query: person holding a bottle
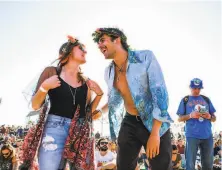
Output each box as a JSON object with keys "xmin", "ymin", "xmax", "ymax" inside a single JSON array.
[{"xmin": 176, "ymin": 78, "xmax": 216, "ymax": 170}]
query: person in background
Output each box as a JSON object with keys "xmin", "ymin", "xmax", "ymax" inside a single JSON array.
[
  {"xmin": 177, "ymin": 78, "xmax": 216, "ymax": 170},
  {"xmin": 177, "ymin": 138, "xmax": 185, "ymax": 155},
  {"xmin": 171, "ymin": 145, "xmax": 182, "ymax": 170},
  {"xmin": 95, "ymin": 138, "xmax": 116, "ymax": 170},
  {"xmin": 0, "ymin": 143, "xmax": 19, "ymax": 170}
]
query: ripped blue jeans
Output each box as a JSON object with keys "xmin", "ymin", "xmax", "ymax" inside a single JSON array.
[{"xmin": 38, "ymin": 114, "xmax": 71, "ymax": 170}]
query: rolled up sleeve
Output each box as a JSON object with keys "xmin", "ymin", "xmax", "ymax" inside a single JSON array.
[{"xmin": 146, "ymin": 51, "xmax": 173, "ymax": 123}]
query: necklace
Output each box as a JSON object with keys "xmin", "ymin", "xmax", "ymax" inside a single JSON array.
[
  {"xmin": 68, "ymin": 85, "xmax": 77, "ymax": 105},
  {"xmin": 114, "ymin": 57, "xmax": 128, "ymax": 82},
  {"xmin": 64, "ymin": 68, "xmax": 78, "ymax": 106}
]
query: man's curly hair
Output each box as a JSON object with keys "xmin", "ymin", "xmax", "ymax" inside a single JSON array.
[{"xmin": 92, "ymin": 27, "xmax": 130, "ymax": 51}]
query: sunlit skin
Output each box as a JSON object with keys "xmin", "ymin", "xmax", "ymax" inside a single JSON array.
[{"xmin": 190, "ymin": 87, "xmax": 201, "ymax": 96}]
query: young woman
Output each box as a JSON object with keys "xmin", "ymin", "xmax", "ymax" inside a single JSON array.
[
  {"xmin": 20, "ymin": 36, "xmax": 103, "ymax": 170},
  {"xmin": 0, "ymin": 144, "xmax": 19, "ymax": 170}
]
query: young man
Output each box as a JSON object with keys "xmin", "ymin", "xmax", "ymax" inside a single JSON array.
[
  {"xmin": 95, "ymin": 138, "xmax": 117, "ymax": 170},
  {"xmin": 176, "ymin": 78, "xmax": 216, "ymax": 170},
  {"xmin": 92, "ymin": 28, "xmax": 173, "ymax": 170}
]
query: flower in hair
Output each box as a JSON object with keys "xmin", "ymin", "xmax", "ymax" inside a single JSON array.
[{"xmin": 67, "ymin": 35, "xmax": 78, "ymax": 44}]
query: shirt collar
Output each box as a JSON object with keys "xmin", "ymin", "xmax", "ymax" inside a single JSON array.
[{"xmin": 110, "ymin": 50, "xmax": 142, "ymax": 68}]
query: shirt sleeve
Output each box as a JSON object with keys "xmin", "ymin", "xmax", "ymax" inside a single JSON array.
[
  {"xmin": 176, "ymin": 99, "xmax": 186, "ymax": 116},
  {"xmin": 146, "ymin": 51, "xmax": 173, "ymax": 123},
  {"xmin": 208, "ymin": 99, "xmax": 216, "ymax": 115},
  {"xmin": 33, "ymin": 66, "xmax": 56, "ymax": 96}
]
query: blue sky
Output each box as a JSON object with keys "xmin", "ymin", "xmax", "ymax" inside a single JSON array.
[{"xmin": 0, "ymin": 1, "xmax": 221, "ymax": 135}]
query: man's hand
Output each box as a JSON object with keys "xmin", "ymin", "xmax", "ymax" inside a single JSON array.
[
  {"xmin": 201, "ymin": 112, "xmax": 211, "ymax": 119},
  {"xmin": 190, "ymin": 111, "xmax": 201, "ymax": 119},
  {"xmin": 146, "ymin": 134, "xmax": 160, "ymax": 159}
]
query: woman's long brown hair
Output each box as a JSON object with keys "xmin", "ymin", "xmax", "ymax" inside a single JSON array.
[{"xmin": 57, "ymin": 41, "xmax": 84, "ymax": 84}]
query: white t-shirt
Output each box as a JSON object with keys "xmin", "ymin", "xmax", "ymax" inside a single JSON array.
[{"xmin": 95, "ymin": 150, "xmax": 116, "ymax": 169}]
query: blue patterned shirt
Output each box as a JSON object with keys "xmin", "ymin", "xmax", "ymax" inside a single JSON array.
[{"xmin": 105, "ymin": 50, "xmax": 174, "ymax": 140}]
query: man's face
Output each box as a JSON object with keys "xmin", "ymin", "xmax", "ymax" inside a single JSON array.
[
  {"xmin": 99, "ymin": 139, "xmax": 109, "ymax": 151},
  {"xmin": 191, "ymin": 88, "xmax": 201, "ymax": 96},
  {"xmin": 97, "ymin": 35, "xmax": 116, "ymax": 59}
]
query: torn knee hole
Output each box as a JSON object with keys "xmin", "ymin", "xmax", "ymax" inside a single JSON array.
[{"xmin": 42, "ymin": 134, "xmax": 58, "ymax": 151}]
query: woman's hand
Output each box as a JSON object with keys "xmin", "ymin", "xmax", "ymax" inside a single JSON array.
[{"xmin": 41, "ymin": 75, "xmax": 61, "ymax": 91}]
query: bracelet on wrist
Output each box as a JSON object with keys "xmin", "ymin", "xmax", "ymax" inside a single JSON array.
[
  {"xmin": 97, "ymin": 93, "xmax": 104, "ymax": 96},
  {"xmin": 39, "ymin": 86, "xmax": 48, "ymax": 93}
]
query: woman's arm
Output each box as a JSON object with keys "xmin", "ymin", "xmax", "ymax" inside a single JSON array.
[
  {"xmin": 86, "ymin": 79, "xmax": 103, "ymax": 113},
  {"xmin": 31, "ymin": 67, "xmax": 60, "ymax": 110},
  {"xmin": 91, "ymin": 94, "xmax": 103, "ymax": 113},
  {"xmin": 12, "ymin": 156, "xmax": 19, "ymax": 170}
]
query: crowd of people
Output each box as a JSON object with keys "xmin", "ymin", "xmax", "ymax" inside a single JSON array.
[
  {"xmin": 94, "ymin": 131, "xmax": 222, "ymax": 170},
  {"xmin": 0, "ymin": 125, "xmax": 30, "ymax": 170},
  {"xmin": 0, "ymin": 125, "xmax": 221, "ymax": 170}
]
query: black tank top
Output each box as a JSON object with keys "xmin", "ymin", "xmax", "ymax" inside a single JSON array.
[
  {"xmin": 48, "ymin": 77, "xmax": 88, "ymax": 119},
  {"xmin": 0, "ymin": 156, "xmax": 13, "ymax": 170}
]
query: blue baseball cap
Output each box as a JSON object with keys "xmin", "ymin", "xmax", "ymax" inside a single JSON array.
[{"xmin": 190, "ymin": 78, "xmax": 203, "ymax": 89}]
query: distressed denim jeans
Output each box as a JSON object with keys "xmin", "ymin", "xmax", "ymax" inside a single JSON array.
[
  {"xmin": 185, "ymin": 136, "xmax": 213, "ymax": 170},
  {"xmin": 38, "ymin": 114, "xmax": 71, "ymax": 170}
]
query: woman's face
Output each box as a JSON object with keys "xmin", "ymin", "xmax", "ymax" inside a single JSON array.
[
  {"xmin": 1, "ymin": 149, "xmax": 11, "ymax": 158},
  {"xmin": 70, "ymin": 44, "xmax": 87, "ymax": 64}
]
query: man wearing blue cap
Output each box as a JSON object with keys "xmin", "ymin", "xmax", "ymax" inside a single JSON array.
[{"xmin": 176, "ymin": 78, "xmax": 216, "ymax": 170}]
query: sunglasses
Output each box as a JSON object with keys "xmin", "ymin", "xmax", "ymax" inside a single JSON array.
[
  {"xmin": 79, "ymin": 45, "xmax": 86, "ymax": 53},
  {"xmin": 2, "ymin": 152, "xmax": 10, "ymax": 156},
  {"xmin": 100, "ymin": 142, "xmax": 108, "ymax": 145}
]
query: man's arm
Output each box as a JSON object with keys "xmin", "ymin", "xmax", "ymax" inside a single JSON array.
[
  {"xmin": 201, "ymin": 112, "xmax": 216, "ymax": 122},
  {"xmin": 211, "ymin": 115, "xmax": 216, "ymax": 122},
  {"xmin": 146, "ymin": 51, "xmax": 173, "ymax": 124},
  {"xmin": 178, "ymin": 114, "xmax": 191, "ymax": 122},
  {"xmin": 145, "ymin": 51, "xmax": 173, "ymax": 159},
  {"xmin": 178, "ymin": 112, "xmax": 201, "ymax": 122},
  {"xmin": 101, "ymin": 158, "xmax": 116, "ymax": 170}
]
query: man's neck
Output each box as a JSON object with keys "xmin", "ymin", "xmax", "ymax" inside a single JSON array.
[
  {"xmin": 100, "ymin": 150, "xmax": 108, "ymax": 156},
  {"xmin": 113, "ymin": 48, "xmax": 128, "ymax": 68},
  {"xmin": 191, "ymin": 94, "xmax": 200, "ymax": 97}
]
